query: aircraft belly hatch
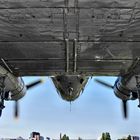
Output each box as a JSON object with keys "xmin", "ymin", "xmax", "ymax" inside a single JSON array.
[{"xmin": 51, "ymin": 75, "xmax": 89, "ymax": 101}]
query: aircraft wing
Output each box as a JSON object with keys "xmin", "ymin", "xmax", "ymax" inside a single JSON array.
[{"xmin": 0, "ymin": 0, "xmax": 140, "ymax": 76}]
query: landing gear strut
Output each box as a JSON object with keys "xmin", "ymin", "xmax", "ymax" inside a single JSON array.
[
  {"xmin": 0, "ymin": 76, "xmax": 6, "ymax": 116},
  {"xmin": 135, "ymin": 76, "xmax": 140, "ymax": 108}
]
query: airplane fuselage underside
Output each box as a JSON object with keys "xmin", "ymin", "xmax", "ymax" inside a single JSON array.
[{"xmin": 0, "ymin": 0, "xmax": 140, "ymax": 77}]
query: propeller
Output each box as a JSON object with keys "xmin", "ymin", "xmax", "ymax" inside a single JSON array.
[
  {"xmin": 26, "ymin": 80, "xmax": 43, "ymax": 90},
  {"xmin": 14, "ymin": 101, "xmax": 19, "ymax": 119},
  {"xmin": 14, "ymin": 79, "xmax": 43, "ymax": 119},
  {"xmin": 94, "ymin": 79, "xmax": 113, "ymax": 89},
  {"xmin": 122, "ymin": 100, "xmax": 128, "ymax": 118},
  {"xmin": 94, "ymin": 78, "xmax": 128, "ymax": 119}
]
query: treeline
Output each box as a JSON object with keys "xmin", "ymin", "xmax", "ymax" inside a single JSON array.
[{"xmin": 60, "ymin": 133, "xmax": 133, "ymax": 140}]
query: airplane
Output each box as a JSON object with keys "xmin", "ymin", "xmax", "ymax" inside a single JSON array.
[{"xmin": 0, "ymin": 0, "xmax": 140, "ymax": 119}]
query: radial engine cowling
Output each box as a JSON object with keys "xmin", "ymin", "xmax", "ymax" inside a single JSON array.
[
  {"xmin": 114, "ymin": 77, "xmax": 131, "ymax": 101},
  {"xmin": 0, "ymin": 65, "xmax": 26, "ymax": 101}
]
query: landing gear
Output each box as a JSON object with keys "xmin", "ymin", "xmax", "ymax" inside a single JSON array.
[
  {"xmin": 0, "ymin": 76, "xmax": 6, "ymax": 117},
  {"xmin": 0, "ymin": 102, "xmax": 5, "ymax": 117},
  {"xmin": 135, "ymin": 76, "xmax": 140, "ymax": 108}
]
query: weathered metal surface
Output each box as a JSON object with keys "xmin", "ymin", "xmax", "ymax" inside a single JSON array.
[{"xmin": 0, "ymin": 0, "xmax": 140, "ymax": 76}]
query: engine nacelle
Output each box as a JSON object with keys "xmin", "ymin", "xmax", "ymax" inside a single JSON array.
[
  {"xmin": 0, "ymin": 65, "xmax": 26, "ymax": 101},
  {"xmin": 6, "ymin": 77, "xmax": 26, "ymax": 100},
  {"xmin": 114, "ymin": 77, "xmax": 131, "ymax": 100}
]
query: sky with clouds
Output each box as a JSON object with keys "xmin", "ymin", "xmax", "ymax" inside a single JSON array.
[{"xmin": 0, "ymin": 76, "xmax": 140, "ymax": 139}]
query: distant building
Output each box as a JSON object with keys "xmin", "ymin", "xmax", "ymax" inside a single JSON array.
[
  {"xmin": 2, "ymin": 139, "xmax": 16, "ymax": 140},
  {"xmin": 40, "ymin": 136, "xmax": 44, "ymax": 140},
  {"xmin": 29, "ymin": 132, "xmax": 40, "ymax": 140},
  {"xmin": 0, "ymin": 137, "xmax": 27, "ymax": 140},
  {"xmin": 17, "ymin": 137, "xmax": 25, "ymax": 140},
  {"xmin": 29, "ymin": 132, "xmax": 44, "ymax": 140},
  {"xmin": 132, "ymin": 136, "xmax": 139, "ymax": 140},
  {"xmin": 46, "ymin": 137, "xmax": 50, "ymax": 140}
]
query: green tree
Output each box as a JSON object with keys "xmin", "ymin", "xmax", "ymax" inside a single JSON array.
[
  {"xmin": 127, "ymin": 135, "xmax": 131, "ymax": 140},
  {"xmin": 101, "ymin": 133, "xmax": 105, "ymax": 140},
  {"xmin": 78, "ymin": 137, "xmax": 82, "ymax": 140},
  {"xmin": 61, "ymin": 134, "xmax": 69, "ymax": 140},
  {"xmin": 106, "ymin": 132, "xmax": 111, "ymax": 140},
  {"xmin": 100, "ymin": 132, "xmax": 111, "ymax": 140}
]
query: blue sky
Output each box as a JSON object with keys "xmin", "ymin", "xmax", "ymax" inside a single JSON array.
[{"xmin": 0, "ymin": 76, "xmax": 140, "ymax": 139}]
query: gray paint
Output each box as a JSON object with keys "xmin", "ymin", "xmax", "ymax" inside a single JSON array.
[{"xmin": 0, "ymin": 0, "xmax": 139, "ymax": 76}]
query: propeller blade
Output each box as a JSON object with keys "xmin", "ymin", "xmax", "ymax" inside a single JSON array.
[
  {"xmin": 122, "ymin": 100, "xmax": 128, "ymax": 119},
  {"xmin": 94, "ymin": 79, "xmax": 114, "ymax": 89},
  {"xmin": 26, "ymin": 80, "xmax": 43, "ymax": 90},
  {"xmin": 13, "ymin": 79, "xmax": 43, "ymax": 119},
  {"xmin": 0, "ymin": 110, "xmax": 2, "ymax": 117},
  {"xmin": 14, "ymin": 101, "xmax": 19, "ymax": 119}
]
